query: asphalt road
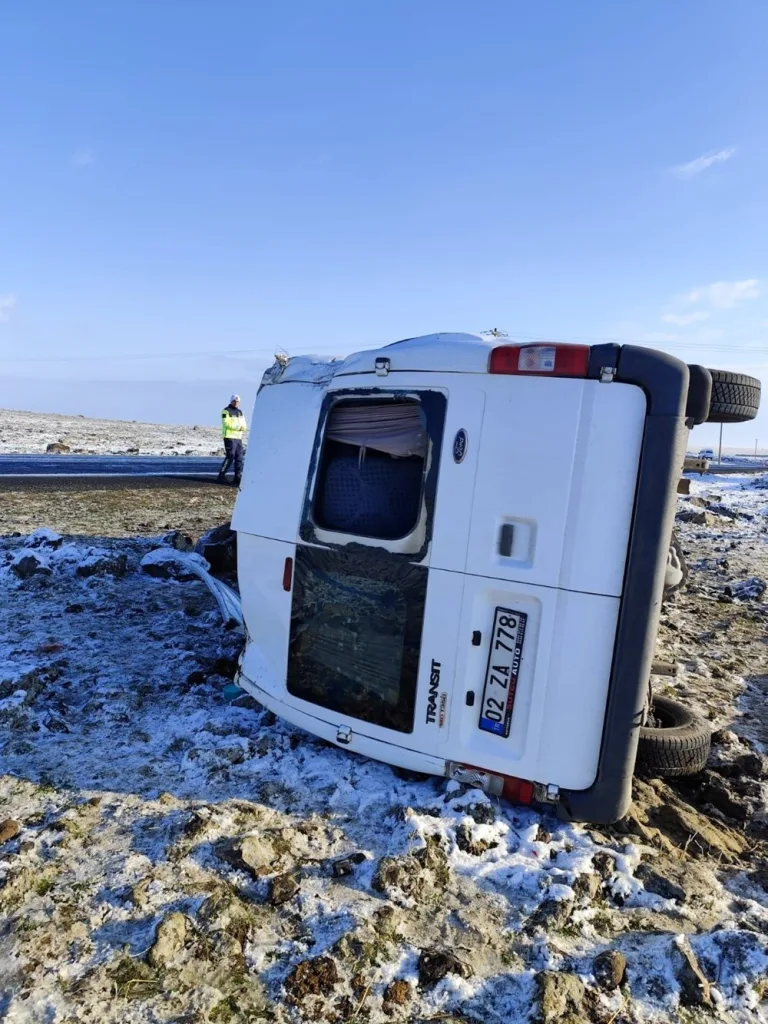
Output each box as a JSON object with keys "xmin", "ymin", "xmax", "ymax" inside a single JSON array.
[
  {"xmin": 1, "ymin": 452, "xmax": 764, "ymax": 482},
  {"xmin": 0, "ymin": 454, "xmax": 222, "ymax": 479}
]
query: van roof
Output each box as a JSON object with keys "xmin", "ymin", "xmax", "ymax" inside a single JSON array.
[{"xmin": 262, "ymin": 333, "xmax": 500, "ymax": 386}]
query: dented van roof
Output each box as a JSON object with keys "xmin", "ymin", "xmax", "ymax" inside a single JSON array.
[{"xmin": 261, "ymin": 333, "xmax": 499, "ymax": 387}]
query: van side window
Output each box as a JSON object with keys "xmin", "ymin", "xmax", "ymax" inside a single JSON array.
[{"xmin": 313, "ymin": 400, "xmax": 427, "ymax": 541}]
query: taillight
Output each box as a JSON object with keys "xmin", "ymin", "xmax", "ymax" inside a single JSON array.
[
  {"xmin": 446, "ymin": 762, "xmax": 534, "ymax": 805},
  {"xmin": 502, "ymin": 776, "xmax": 535, "ymax": 805},
  {"xmin": 489, "ymin": 343, "xmax": 590, "ymax": 378}
]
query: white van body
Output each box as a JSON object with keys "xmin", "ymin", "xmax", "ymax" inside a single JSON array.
[{"xmin": 233, "ymin": 334, "xmax": 693, "ymax": 823}]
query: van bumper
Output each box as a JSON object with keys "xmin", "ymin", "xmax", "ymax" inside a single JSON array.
[{"xmin": 236, "ymin": 661, "xmax": 448, "ymax": 778}]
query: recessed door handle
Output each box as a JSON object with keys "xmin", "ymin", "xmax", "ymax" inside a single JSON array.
[{"xmin": 498, "ymin": 523, "xmax": 515, "ymax": 557}]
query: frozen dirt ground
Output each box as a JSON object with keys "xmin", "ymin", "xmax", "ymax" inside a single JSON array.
[
  {"xmin": 0, "ymin": 475, "xmax": 767, "ymax": 1024},
  {"xmin": 0, "ymin": 479, "xmax": 237, "ymax": 539}
]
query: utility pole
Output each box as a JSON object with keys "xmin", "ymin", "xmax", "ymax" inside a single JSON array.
[{"xmin": 718, "ymin": 423, "xmax": 724, "ymax": 465}]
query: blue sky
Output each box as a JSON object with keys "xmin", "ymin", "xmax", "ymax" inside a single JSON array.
[{"xmin": 1, "ymin": 1, "xmax": 767, "ymax": 445}]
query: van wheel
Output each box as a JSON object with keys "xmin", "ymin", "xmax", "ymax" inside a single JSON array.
[
  {"xmin": 635, "ymin": 696, "xmax": 711, "ymax": 778},
  {"xmin": 706, "ymin": 369, "xmax": 761, "ymax": 424}
]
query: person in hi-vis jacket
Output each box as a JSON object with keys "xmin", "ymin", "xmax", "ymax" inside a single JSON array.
[{"xmin": 218, "ymin": 394, "xmax": 247, "ymax": 485}]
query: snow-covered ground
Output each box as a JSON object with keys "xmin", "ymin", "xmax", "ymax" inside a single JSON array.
[
  {"xmin": 718, "ymin": 455, "xmax": 768, "ymax": 466},
  {"xmin": 661, "ymin": 472, "xmax": 768, "ymax": 756},
  {"xmin": 0, "ymin": 408, "xmax": 230, "ymax": 456},
  {"xmin": 1, "ymin": 478, "xmax": 767, "ymax": 1022},
  {"xmin": 688, "ymin": 468, "xmax": 768, "ymax": 524}
]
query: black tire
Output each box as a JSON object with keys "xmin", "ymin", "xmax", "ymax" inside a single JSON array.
[
  {"xmin": 663, "ymin": 530, "xmax": 688, "ymax": 599},
  {"xmin": 635, "ymin": 695, "xmax": 711, "ymax": 778},
  {"xmin": 706, "ymin": 369, "xmax": 761, "ymax": 424}
]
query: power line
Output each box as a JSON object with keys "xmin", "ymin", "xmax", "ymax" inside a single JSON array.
[
  {"xmin": 0, "ymin": 346, "xmax": 338, "ymax": 365},
  {"xmin": 0, "ymin": 336, "xmax": 764, "ymax": 365}
]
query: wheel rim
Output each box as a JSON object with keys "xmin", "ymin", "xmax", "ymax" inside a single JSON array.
[{"xmin": 649, "ymin": 702, "xmax": 678, "ymax": 729}]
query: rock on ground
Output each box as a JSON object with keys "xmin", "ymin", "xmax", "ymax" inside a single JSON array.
[
  {"xmin": 536, "ymin": 971, "xmax": 586, "ymax": 1022},
  {"xmin": 147, "ymin": 912, "xmax": 193, "ymax": 967},
  {"xmin": 0, "ymin": 818, "xmax": 21, "ymax": 844},
  {"xmin": 195, "ymin": 523, "xmax": 237, "ymax": 574},
  {"xmin": 593, "ymin": 950, "xmax": 626, "ymax": 991}
]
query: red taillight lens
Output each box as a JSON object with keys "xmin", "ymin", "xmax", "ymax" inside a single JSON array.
[
  {"xmin": 489, "ymin": 343, "xmax": 590, "ymax": 378},
  {"xmin": 502, "ymin": 776, "xmax": 535, "ymax": 805},
  {"xmin": 282, "ymin": 557, "xmax": 293, "ymax": 592}
]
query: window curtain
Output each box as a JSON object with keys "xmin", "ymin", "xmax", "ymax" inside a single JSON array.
[{"xmin": 325, "ymin": 402, "xmax": 427, "ymax": 458}]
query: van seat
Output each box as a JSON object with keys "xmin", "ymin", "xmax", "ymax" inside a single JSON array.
[{"xmin": 316, "ymin": 443, "xmax": 423, "ymax": 539}]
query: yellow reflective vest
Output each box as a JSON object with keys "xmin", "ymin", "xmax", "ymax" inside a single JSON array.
[{"xmin": 222, "ymin": 405, "xmax": 247, "ymax": 440}]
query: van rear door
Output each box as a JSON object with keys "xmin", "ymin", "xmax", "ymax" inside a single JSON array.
[
  {"xmin": 444, "ymin": 374, "xmax": 646, "ymax": 791},
  {"xmin": 278, "ymin": 378, "xmax": 465, "ymax": 757}
]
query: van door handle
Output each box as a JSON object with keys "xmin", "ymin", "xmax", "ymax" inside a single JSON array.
[{"xmin": 498, "ymin": 523, "xmax": 515, "ymax": 557}]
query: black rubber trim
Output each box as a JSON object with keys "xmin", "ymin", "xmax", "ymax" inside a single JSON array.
[
  {"xmin": 558, "ymin": 345, "xmax": 690, "ymax": 824},
  {"xmin": 685, "ymin": 365, "xmax": 713, "ymax": 426}
]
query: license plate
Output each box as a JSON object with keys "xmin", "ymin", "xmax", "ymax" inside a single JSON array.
[{"xmin": 478, "ymin": 607, "xmax": 528, "ymax": 737}]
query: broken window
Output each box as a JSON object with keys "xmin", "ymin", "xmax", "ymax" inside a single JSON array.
[
  {"xmin": 287, "ymin": 546, "xmax": 426, "ymax": 733},
  {"xmin": 314, "ymin": 400, "xmax": 427, "ymax": 541}
]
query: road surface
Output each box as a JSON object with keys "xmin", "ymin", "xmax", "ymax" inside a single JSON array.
[
  {"xmin": 0, "ymin": 454, "xmax": 222, "ymax": 479},
  {"xmin": 1, "ymin": 452, "xmax": 764, "ymax": 482}
]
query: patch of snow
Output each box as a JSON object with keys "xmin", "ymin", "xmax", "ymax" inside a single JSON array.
[
  {"xmin": 0, "ymin": 407, "xmax": 229, "ymax": 456},
  {"xmin": 24, "ymin": 527, "xmax": 63, "ymax": 547},
  {"xmin": 141, "ymin": 547, "xmax": 210, "ymax": 573}
]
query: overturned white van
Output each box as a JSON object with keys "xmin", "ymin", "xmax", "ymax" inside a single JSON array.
[{"xmin": 232, "ymin": 334, "xmax": 760, "ymax": 824}]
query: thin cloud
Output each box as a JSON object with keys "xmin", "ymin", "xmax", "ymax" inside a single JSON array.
[
  {"xmin": 671, "ymin": 147, "xmax": 735, "ymax": 179},
  {"xmin": 662, "ymin": 311, "xmax": 711, "ymax": 327},
  {"xmin": 0, "ymin": 294, "xmax": 16, "ymax": 324},
  {"xmin": 683, "ymin": 279, "xmax": 760, "ymax": 310},
  {"xmin": 71, "ymin": 147, "xmax": 95, "ymax": 168}
]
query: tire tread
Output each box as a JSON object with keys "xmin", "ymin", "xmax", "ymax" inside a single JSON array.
[
  {"xmin": 636, "ymin": 695, "xmax": 711, "ymax": 778},
  {"xmin": 706, "ymin": 369, "xmax": 761, "ymax": 424}
]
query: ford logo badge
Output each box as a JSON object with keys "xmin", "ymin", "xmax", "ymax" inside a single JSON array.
[{"xmin": 453, "ymin": 429, "xmax": 468, "ymax": 464}]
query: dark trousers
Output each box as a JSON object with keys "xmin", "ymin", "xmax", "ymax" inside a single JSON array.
[{"xmin": 220, "ymin": 438, "xmax": 244, "ymax": 479}]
